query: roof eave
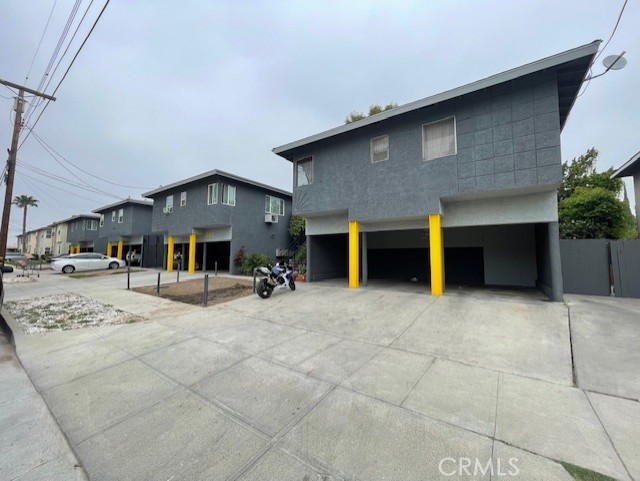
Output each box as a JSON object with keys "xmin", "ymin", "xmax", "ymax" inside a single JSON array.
[{"xmin": 612, "ymin": 150, "xmax": 640, "ymax": 179}]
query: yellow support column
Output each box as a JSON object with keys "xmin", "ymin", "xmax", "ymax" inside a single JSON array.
[
  {"xmin": 106, "ymin": 242, "xmax": 112, "ymax": 257},
  {"xmin": 348, "ymin": 220, "xmax": 359, "ymax": 289},
  {"xmin": 429, "ymin": 213, "xmax": 444, "ymax": 296},
  {"xmin": 117, "ymin": 240, "xmax": 124, "ymax": 260},
  {"xmin": 188, "ymin": 233, "xmax": 196, "ymax": 273},
  {"xmin": 76, "ymin": 245, "xmax": 81, "ymax": 254},
  {"xmin": 167, "ymin": 236, "xmax": 174, "ymax": 272}
]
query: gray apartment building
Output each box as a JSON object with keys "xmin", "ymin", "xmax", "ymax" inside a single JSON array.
[
  {"xmin": 65, "ymin": 214, "xmax": 105, "ymax": 254},
  {"xmin": 93, "ymin": 199, "xmax": 155, "ymax": 262},
  {"xmin": 273, "ymin": 41, "xmax": 601, "ymax": 301},
  {"xmin": 142, "ymin": 170, "xmax": 292, "ymax": 274}
]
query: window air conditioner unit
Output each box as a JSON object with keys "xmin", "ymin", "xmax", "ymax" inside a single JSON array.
[
  {"xmin": 265, "ymin": 214, "xmax": 278, "ymax": 223},
  {"xmin": 162, "ymin": 206, "xmax": 173, "ymax": 214}
]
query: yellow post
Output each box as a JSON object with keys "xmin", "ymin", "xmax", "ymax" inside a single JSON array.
[
  {"xmin": 76, "ymin": 245, "xmax": 81, "ymax": 254},
  {"xmin": 188, "ymin": 233, "xmax": 196, "ymax": 273},
  {"xmin": 106, "ymin": 241, "xmax": 112, "ymax": 257},
  {"xmin": 348, "ymin": 220, "xmax": 359, "ymax": 288},
  {"xmin": 167, "ymin": 236, "xmax": 174, "ymax": 272},
  {"xmin": 117, "ymin": 240, "xmax": 124, "ymax": 260},
  {"xmin": 429, "ymin": 213, "xmax": 444, "ymax": 296}
]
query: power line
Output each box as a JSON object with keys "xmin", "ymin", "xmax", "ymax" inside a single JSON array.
[
  {"xmin": 19, "ymin": 0, "xmax": 111, "ymax": 149},
  {"xmin": 17, "ymin": 168, "xmax": 112, "ymax": 204},
  {"xmin": 24, "ymin": 0, "xmax": 59, "ymax": 83},
  {"xmin": 28, "ymin": 128, "xmax": 153, "ymax": 190},
  {"xmin": 594, "ymin": 0, "xmax": 629, "ymax": 62}
]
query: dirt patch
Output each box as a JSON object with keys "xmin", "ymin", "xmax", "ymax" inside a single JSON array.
[{"xmin": 133, "ymin": 276, "xmax": 254, "ymax": 306}]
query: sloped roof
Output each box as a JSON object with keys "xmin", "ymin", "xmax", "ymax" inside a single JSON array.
[
  {"xmin": 273, "ymin": 41, "xmax": 600, "ymax": 160},
  {"xmin": 92, "ymin": 198, "xmax": 153, "ymax": 214},
  {"xmin": 612, "ymin": 150, "xmax": 640, "ymax": 178}
]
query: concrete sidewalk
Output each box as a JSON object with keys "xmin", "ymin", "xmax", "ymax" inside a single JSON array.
[
  {"xmin": 2, "ymin": 269, "xmax": 639, "ymax": 480},
  {"xmin": 0, "ymin": 329, "xmax": 87, "ymax": 481}
]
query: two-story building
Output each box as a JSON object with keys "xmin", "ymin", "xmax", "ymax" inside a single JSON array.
[
  {"xmin": 93, "ymin": 199, "xmax": 155, "ymax": 263},
  {"xmin": 273, "ymin": 41, "xmax": 601, "ymax": 301},
  {"xmin": 64, "ymin": 214, "xmax": 104, "ymax": 254},
  {"xmin": 17, "ymin": 229, "xmax": 38, "ymax": 255},
  {"xmin": 142, "ymin": 170, "xmax": 292, "ymax": 274},
  {"xmin": 50, "ymin": 219, "xmax": 71, "ymax": 256}
]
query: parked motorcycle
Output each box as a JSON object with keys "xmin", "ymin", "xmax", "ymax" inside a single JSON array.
[{"xmin": 256, "ymin": 262, "xmax": 295, "ymax": 298}]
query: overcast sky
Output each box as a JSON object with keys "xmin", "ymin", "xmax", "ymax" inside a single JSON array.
[{"xmin": 1, "ymin": 0, "xmax": 638, "ymax": 244}]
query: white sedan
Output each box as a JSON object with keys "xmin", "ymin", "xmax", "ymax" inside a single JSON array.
[{"xmin": 51, "ymin": 253, "xmax": 126, "ymax": 274}]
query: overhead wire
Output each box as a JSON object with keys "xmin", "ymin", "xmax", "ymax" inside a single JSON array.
[
  {"xmin": 18, "ymin": 0, "xmax": 111, "ymax": 150},
  {"xmin": 24, "ymin": 0, "xmax": 59, "ymax": 83},
  {"xmin": 17, "ymin": 168, "xmax": 112, "ymax": 204},
  {"xmin": 22, "ymin": 0, "xmax": 82, "ymax": 125},
  {"xmin": 28, "ymin": 128, "xmax": 153, "ymax": 190}
]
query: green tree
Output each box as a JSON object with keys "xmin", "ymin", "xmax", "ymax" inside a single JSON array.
[
  {"xmin": 12, "ymin": 195, "xmax": 38, "ymax": 252},
  {"xmin": 288, "ymin": 215, "xmax": 305, "ymax": 237},
  {"xmin": 345, "ymin": 103, "xmax": 397, "ymax": 124},
  {"xmin": 559, "ymin": 148, "xmax": 637, "ymax": 239}
]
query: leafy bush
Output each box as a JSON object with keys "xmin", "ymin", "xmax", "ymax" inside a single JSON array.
[
  {"xmin": 241, "ymin": 252, "xmax": 271, "ymax": 275},
  {"xmin": 233, "ymin": 245, "xmax": 246, "ymax": 266},
  {"xmin": 294, "ymin": 244, "xmax": 306, "ymax": 267}
]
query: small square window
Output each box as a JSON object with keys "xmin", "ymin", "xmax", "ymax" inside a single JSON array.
[
  {"xmin": 296, "ymin": 157, "xmax": 313, "ymax": 186},
  {"xmin": 180, "ymin": 191, "xmax": 187, "ymax": 206},
  {"xmin": 118, "ymin": 208, "xmax": 124, "ymax": 223},
  {"xmin": 423, "ymin": 117, "xmax": 456, "ymax": 161},
  {"xmin": 265, "ymin": 195, "xmax": 285, "ymax": 216},
  {"xmin": 370, "ymin": 135, "xmax": 389, "ymax": 163},
  {"xmin": 222, "ymin": 184, "xmax": 236, "ymax": 206},
  {"xmin": 207, "ymin": 184, "xmax": 218, "ymax": 205},
  {"xmin": 111, "ymin": 211, "xmax": 116, "ymax": 222}
]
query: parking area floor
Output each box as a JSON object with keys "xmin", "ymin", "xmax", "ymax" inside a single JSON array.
[{"xmin": 2, "ymin": 270, "xmax": 639, "ymax": 480}]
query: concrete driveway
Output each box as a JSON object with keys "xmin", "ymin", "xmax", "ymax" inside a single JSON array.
[{"xmin": 2, "ymin": 270, "xmax": 638, "ymax": 480}]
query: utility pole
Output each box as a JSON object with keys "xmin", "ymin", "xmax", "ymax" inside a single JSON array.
[{"xmin": 0, "ymin": 78, "xmax": 55, "ymax": 265}]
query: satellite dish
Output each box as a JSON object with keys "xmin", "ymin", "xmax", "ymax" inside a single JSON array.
[{"xmin": 603, "ymin": 54, "xmax": 627, "ymax": 71}]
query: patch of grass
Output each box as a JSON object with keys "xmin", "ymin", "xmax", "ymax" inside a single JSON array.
[{"xmin": 561, "ymin": 462, "xmax": 618, "ymax": 481}]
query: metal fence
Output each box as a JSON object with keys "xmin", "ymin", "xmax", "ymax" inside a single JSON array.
[{"xmin": 561, "ymin": 239, "xmax": 640, "ymax": 298}]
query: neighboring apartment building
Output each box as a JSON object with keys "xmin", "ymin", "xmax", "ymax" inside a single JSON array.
[
  {"xmin": 142, "ymin": 170, "xmax": 292, "ymax": 274},
  {"xmin": 17, "ymin": 226, "xmax": 54, "ymax": 256},
  {"xmin": 51, "ymin": 219, "xmax": 71, "ymax": 256},
  {"xmin": 273, "ymin": 41, "xmax": 601, "ymax": 301},
  {"xmin": 17, "ymin": 230, "xmax": 38, "ymax": 255},
  {"xmin": 612, "ymin": 150, "xmax": 640, "ymax": 234},
  {"xmin": 65, "ymin": 214, "xmax": 104, "ymax": 254},
  {"xmin": 93, "ymin": 198, "xmax": 155, "ymax": 262}
]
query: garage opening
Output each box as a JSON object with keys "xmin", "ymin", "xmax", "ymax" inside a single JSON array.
[
  {"xmin": 203, "ymin": 241, "xmax": 230, "ymax": 271},
  {"xmin": 308, "ymin": 233, "xmax": 348, "ymax": 282}
]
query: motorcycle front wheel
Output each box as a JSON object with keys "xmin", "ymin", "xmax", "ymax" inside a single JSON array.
[
  {"xmin": 289, "ymin": 279, "xmax": 296, "ymax": 291},
  {"xmin": 257, "ymin": 279, "xmax": 273, "ymax": 299}
]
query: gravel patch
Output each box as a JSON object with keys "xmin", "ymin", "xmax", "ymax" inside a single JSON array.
[{"xmin": 5, "ymin": 294, "xmax": 143, "ymax": 334}]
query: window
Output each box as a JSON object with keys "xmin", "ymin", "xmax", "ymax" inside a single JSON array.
[
  {"xmin": 180, "ymin": 191, "xmax": 187, "ymax": 206},
  {"xmin": 118, "ymin": 208, "xmax": 124, "ymax": 223},
  {"xmin": 221, "ymin": 184, "xmax": 236, "ymax": 206},
  {"xmin": 296, "ymin": 156, "xmax": 313, "ymax": 186},
  {"xmin": 44, "ymin": 247, "xmax": 51, "ymax": 255},
  {"xmin": 87, "ymin": 220, "xmax": 98, "ymax": 230},
  {"xmin": 111, "ymin": 211, "xmax": 116, "ymax": 222},
  {"xmin": 265, "ymin": 195, "xmax": 285, "ymax": 216},
  {"xmin": 423, "ymin": 117, "xmax": 456, "ymax": 161},
  {"xmin": 99, "ymin": 214, "xmax": 104, "ymax": 227},
  {"xmin": 165, "ymin": 195, "xmax": 174, "ymax": 213},
  {"xmin": 207, "ymin": 183, "xmax": 218, "ymax": 205},
  {"xmin": 46, "ymin": 230, "xmax": 52, "ymax": 238},
  {"xmin": 370, "ymin": 135, "xmax": 389, "ymax": 163}
]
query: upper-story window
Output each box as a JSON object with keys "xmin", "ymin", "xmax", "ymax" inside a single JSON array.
[
  {"xmin": 370, "ymin": 135, "xmax": 389, "ymax": 163},
  {"xmin": 118, "ymin": 209, "xmax": 124, "ymax": 223},
  {"xmin": 296, "ymin": 156, "xmax": 313, "ymax": 186},
  {"xmin": 99, "ymin": 214, "xmax": 104, "ymax": 227},
  {"xmin": 207, "ymin": 183, "xmax": 218, "ymax": 205},
  {"xmin": 87, "ymin": 220, "xmax": 98, "ymax": 231},
  {"xmin": 265, "ymin": 195, "xmax": 285, "ymax": 216},
  {"xmin": 423, "ymin": 117, "xmax": 456, "ymax": 161},
  {"xmin": 111, "ymin": 211, "xmax": 116, "ymax": 222},
  {"xmin": 180, "ymin": 191, "xmax": 187, "ymax": 206},
  {"xmin": 165, "ymin": 195, "xmax": 174, "ymax": 213},
  {"xmin": 221, "ymin": 184, "xmax": 236, "ymax": 206}
]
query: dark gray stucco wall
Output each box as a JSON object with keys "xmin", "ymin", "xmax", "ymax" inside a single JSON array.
[
  {"xmin": 288, "ymin": 70, "xmax": 561, "ymax": 221},
  {"xmin": 97, "ymin": 205, "xmax": 153, "ymax": 241},
  {"xmin": 307, "ymin": 234, "xmax": 348, "ymax": 282},
  {"xmin": 67, "ymin": 217, "xmax": 100, "ymax": 244},
  {"xmin": 534, "ymin": 222, "xmax": 563, "ymax": 301},
  {"xmin": 147, "ymin": 174, "xmax": 292, "ymax": 274}
]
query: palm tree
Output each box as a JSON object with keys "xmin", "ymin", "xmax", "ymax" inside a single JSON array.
[{"xmin": 13, "ymin": 195, "xmax": 38, "ymax": 253}]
